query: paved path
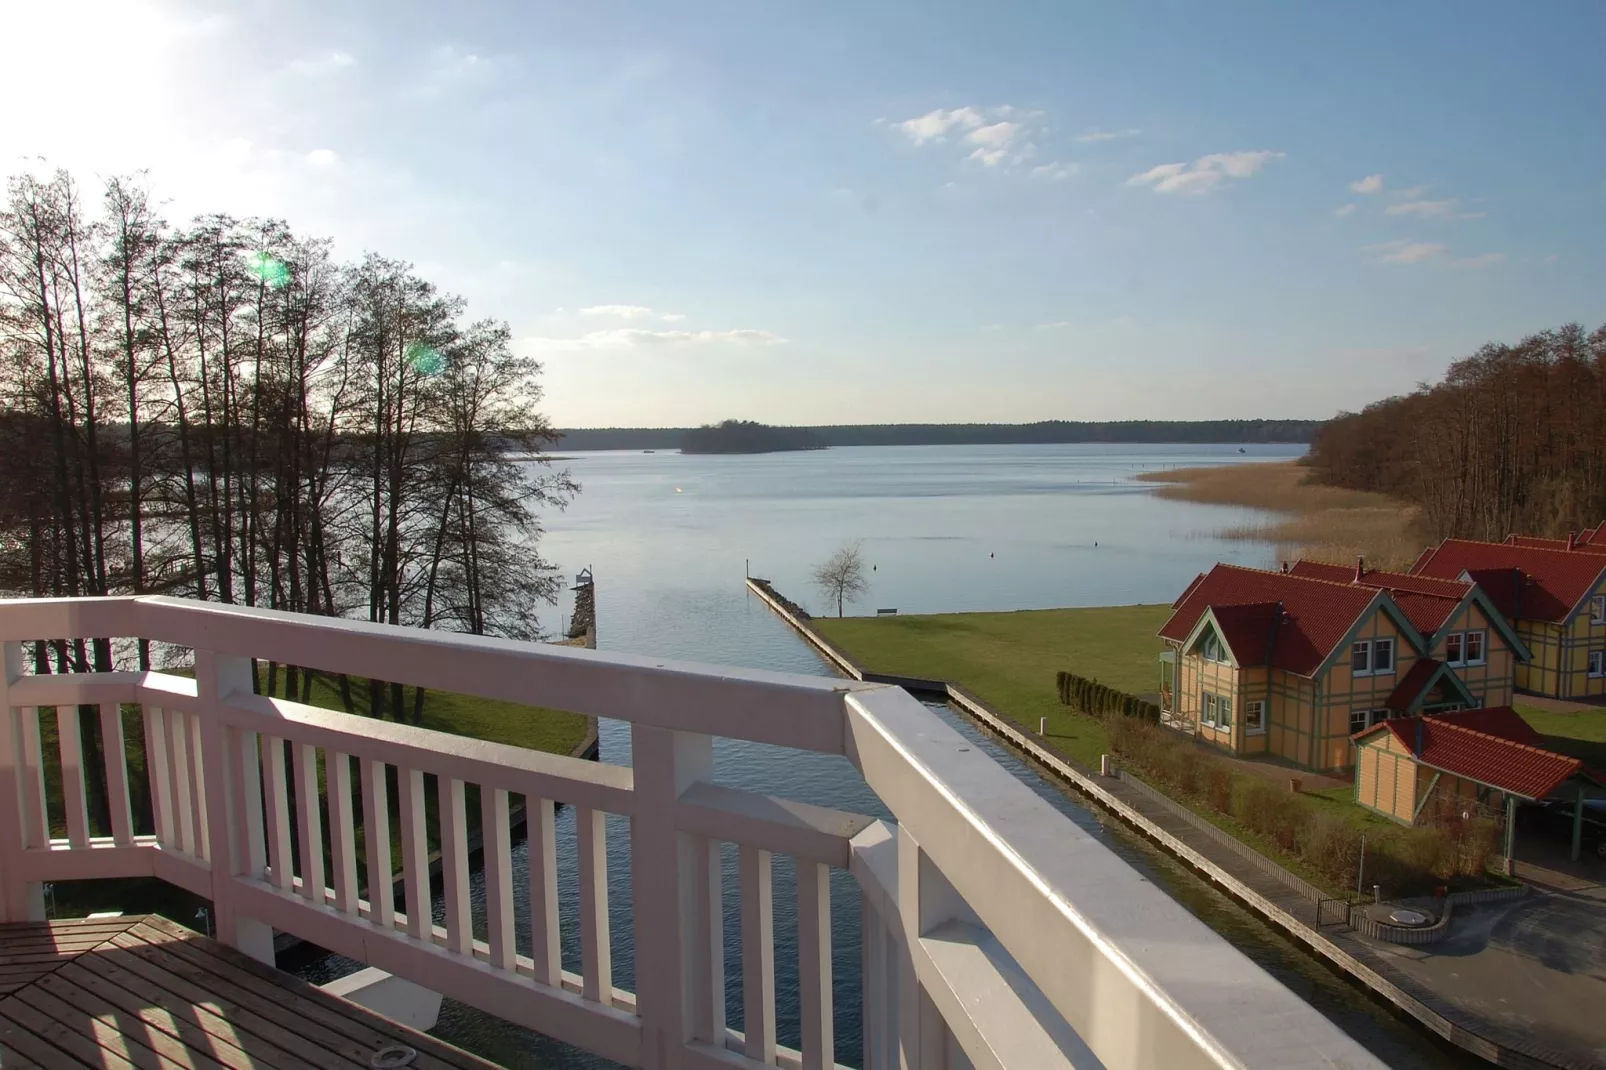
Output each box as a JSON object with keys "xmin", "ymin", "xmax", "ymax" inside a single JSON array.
[{"xmin": 1018, "ymin": 731, "xmax": 1606, "ymax": 1069}]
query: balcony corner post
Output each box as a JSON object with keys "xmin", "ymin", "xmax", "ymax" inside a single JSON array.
[
  {"xmin": 196, "ymin": 648, "xmax": 274, "ymax": 964},
  {"xmin": 0, "ymin": 640, "xmax": 44, "ymax": 922},
  {"xmin": 630, "ymin": 724, "xmax": 716, "ymax": 1069}
]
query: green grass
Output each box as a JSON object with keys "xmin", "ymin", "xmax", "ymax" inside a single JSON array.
[
  {"xmin": 256, "ymin": 668, "xmax": 590, "ymax": 756},
  {"xmin": 815, "ymin": 604, "xmax": 1171, "ymax": 767},
  {"xmin": 1516, "ymin": 702, "xmax": 1606, "ymax": 769}
]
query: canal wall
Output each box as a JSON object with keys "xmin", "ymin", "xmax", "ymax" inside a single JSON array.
[{"xmin": 747, "ymin": 576, "xmax": 1590, "ymax": 1070}]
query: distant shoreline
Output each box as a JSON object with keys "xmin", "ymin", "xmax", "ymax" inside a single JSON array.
[
  {"xmin": 1136, "ymin": 461, "xmax": 1426, "ymax": 569},
  {"xmin": 555, "ymin": 419, "xmax": 1320, "ymax": 452}
]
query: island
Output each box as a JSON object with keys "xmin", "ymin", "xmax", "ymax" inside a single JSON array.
[{"xmin": 679, "ymin": 420, "xmax": 828, "ymax": 454}]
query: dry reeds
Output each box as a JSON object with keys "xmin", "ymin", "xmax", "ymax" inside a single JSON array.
[{"xmin": 1137, "ymin": 461, "xmax": 1428, "ymax": 569}]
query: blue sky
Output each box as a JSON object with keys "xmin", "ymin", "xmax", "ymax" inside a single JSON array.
[{"xmin": 8, "ymin": 0, "xmax": 1604, "ymax": 426}]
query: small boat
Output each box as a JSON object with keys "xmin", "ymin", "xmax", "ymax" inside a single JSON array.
[
  {"xmin": 644, "ymin": 450, "xmax": 656, "ymax": 454},
  {"xmin": 1238, "ymin": 447, "xmax": 1246, "ymax": 453}
]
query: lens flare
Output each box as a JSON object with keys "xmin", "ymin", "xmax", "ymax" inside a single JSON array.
[
  {"xmin": 246, "ymin": 251, "xmax": 291, "ymax": 289},
  {"xmin": 406, "ymin": 342, "xmax": 444, "ymax": 376}
]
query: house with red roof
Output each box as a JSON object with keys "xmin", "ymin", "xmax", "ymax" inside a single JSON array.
[
  {"xmin": 1159, "ymin": 563, "xmax": 1528, "ymax": 772},
  {"xmin": 1410, "ymin": 531, "xmax": 1606, "ymax": 699},
  {"xmin": 1353, "ymin": 707, "xmax": 1604, "ymax": 840}
]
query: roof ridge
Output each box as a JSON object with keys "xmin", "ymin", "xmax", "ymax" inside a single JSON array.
[
  {"xmin": 1211, "ymin": 561, "xmax": 1385, "ymax": 598},
  {"xmin": 1441, "ymin": 536, "xmax": 1606, "ymax": 565},
  {"xmin": 1428, "ymin": 717, "xmax": 1581, "ymax": 764}
]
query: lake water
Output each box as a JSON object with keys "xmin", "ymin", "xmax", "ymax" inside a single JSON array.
[{"xmin": 296, "ymin": 444, "xmax": 1476, "ymax": 1069}]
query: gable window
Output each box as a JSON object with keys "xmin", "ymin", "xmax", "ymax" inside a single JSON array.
[
  {"xmin": 1352, "ymin": 639, "xmax": 1394, "ymax": 676},
  {"xmin": 1245, "ymin": 700, "xmax": 1266, "ymax": 735},
  {"xmin": 1593, "ymin": 595, "xmax": 1606, "ymax": 624},
  {"xmin": 1200, "ymin": 632, "xmax": 1228, "ymax": 663},
  {"xmin": 1591, "ymin": 650, "xmax": 1605, "ymax": 679},
  {"xmin": 1444, "ymin": 630, "xmax": 1485, "ymax": 666}
]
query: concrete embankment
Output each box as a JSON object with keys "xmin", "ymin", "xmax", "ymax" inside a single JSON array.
[{"xmin": 747, "ymin": 576, "xmax": 1593, "ymax": 1070}]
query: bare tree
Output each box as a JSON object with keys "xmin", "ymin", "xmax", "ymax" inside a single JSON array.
[{"xmin": 813, "ymin": 540, "xmax": 868, "ymax": 617}]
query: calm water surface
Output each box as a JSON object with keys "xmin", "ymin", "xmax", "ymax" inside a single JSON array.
[{"xmin": 297, "ymin": 444, "xmax": 1476, "ymax": 1068}]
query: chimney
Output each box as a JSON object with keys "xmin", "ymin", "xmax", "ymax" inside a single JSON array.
[
  {"xmin": 1414, "ymin": 717, "xmax": 1424, "ymax": 757},
  {"xmin": 1281, "ymin": 561, "xmax": 1289, "ymax": 573},
  {"xmin": 1355, "ymin": 555, "xmax": 1366, "ymax": 583},
  {"xmin": 1567, "ymin": 530, "xmax": 1578, "ymax": 551}
]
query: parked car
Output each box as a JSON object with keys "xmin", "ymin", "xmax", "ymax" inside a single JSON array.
[{"xmin": 1523, "ymin": 798, "xmax": 1606, "ymax": 859}]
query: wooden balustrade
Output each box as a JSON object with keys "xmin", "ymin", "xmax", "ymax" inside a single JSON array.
[{"xmin": 0, "ymin": 595, "xmax": 1384, "ymax": 1070}]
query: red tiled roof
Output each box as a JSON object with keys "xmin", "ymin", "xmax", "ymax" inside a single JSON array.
[
  {"xmin": 1410, "ymin": 539, "xmax": 1606, "ymax": 623},
  {"xmin": 1428, "ymin": 706, "xmax": 1543, "ymax": 747},
  {"xmin": 1160, "ymin": 564, "xmax": 1381, "ymax": 676},
  {"xmin": 1288, "ymin": 560, "xmax": 1470, "ymax": 636},
  {"xmin": 1172, "ymin": 572, "xmax": 1207, "ymax": 610},
  {"xmin": 1359, "ymin": 710, "xmax": 1586, "ymax": 800},
  {"xmin": 1506, "ymin": 533, "xmax": 1606, "ymax": 554}
]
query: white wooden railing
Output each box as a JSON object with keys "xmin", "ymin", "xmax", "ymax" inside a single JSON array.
[{"xmin": 0, "ymin": 596, "xmax": 1383, "ymax": 1070}]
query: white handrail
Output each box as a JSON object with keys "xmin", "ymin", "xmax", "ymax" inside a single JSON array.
[{"xmin": 0, "ymin": 596, "xmax": 1384, "ymax": 1070}]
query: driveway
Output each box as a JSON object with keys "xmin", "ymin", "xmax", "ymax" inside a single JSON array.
[{"xmin": 1366, "ymin": 891, "xmax": 1606, "ymax": 1064}]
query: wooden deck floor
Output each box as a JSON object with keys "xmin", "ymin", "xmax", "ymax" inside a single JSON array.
[{"xmin": 0, "ymin": 915, "xmax": 498, "ymax": 1069}]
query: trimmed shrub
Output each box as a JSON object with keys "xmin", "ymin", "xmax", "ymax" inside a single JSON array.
[
  {"xmin": 1301, "ymin": 813, "xmax": 1362, "ymax": 883},
  {"xmin": 1205, "ymin": 767, "xmax": 1233, "ymax": 814},
  {"xmin": 1055, "ymin": 670, "xmax": 1160, "ymax": 723}
]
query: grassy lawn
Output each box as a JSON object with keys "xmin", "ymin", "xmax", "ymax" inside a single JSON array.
[
  {"xmin": 815, "ymin": 604, "xmax": 1171, "ymax": 768},
  {"xmin": 1516, "ymin": 702, "xmax": 1606, "ymax": 769},
  {"xmin": 257, "ymin": 668, "xmax": 591, "ymax": 757}
]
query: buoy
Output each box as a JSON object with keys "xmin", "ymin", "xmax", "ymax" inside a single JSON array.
[{"xmin": 989, "ymin": 552, "xmax": 994, "ymax": 558}]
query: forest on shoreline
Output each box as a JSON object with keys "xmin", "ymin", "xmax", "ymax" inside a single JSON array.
[{"xmin": 1306, "ymin": 323, "xmax": 1606, "ymax": 541}]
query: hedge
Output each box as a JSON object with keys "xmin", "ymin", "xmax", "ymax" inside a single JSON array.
[{"xmin": 1056, "ymin": 670, "xmax": 1161, "ymax": 723}]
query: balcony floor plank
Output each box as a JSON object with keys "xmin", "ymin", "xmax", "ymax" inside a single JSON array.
[{"xmin": 0, "ymin": 916, "xmax": 497, "ymax": 1070}]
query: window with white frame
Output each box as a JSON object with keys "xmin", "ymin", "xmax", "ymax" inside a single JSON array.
[
  {"xmin": 1352, "ymin": 638, "xmax": 1394, "ymax": 676},
  {"xmin": 1593, "ymin": 595, "xmax": 1606, "ymax": 624},
  {"xmin": 1201, "ymin": 691, "xmax": 1233, "ymax": 728},
  {"xmin": 1200, "ymin": 631, "xmax": 1228, "ymax": 663},
  {"xmin": 1245, "ymin": 699, "xmax": 1266, "ymax": 734},
  {"xmin": 1444, "ymin": 630, "xmax": 1486, "ymax": 666},
  {"xmin": 1349, "ymin": 707, "xmax": 1388, "ymax": 734},
  {"xmin": 1591, "ymin": 650, "xmax": 1605, "ymax": 678}
]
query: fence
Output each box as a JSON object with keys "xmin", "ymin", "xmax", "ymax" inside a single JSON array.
[{"xmin": 0, "ymin": 594, "xmax": 1386, "ymax": 1070}]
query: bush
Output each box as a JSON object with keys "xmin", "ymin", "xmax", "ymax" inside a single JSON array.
[
  {"xmin": 1056, "ymin": 670, "xmax": 1160, "ymax": 723},
  {"xmin": 1205, "ymin": 767, "xmax": 1233, "ymax": 814},
  {"xmin": 1301, "ymin": 813, "xmax": 1362, "ymax": 883}
]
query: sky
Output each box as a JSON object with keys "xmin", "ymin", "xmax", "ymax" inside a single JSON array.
[{"xmin": 5, "ymin": 0, "xmax": 1604, "ymax": 428}]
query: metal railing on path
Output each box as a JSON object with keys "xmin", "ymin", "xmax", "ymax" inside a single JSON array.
[{"xmin": 0, "ymin": 595, "xmax": 1386, "ymax": 1070}]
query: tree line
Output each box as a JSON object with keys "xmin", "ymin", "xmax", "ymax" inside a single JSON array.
[
  {"xmin": 1306, "ymin": 323, "xmax": 1606, "ymax": 541},
  {"xmin": 558, "ymin": 418, "xmax": 1318, "ymax": 451},
  {"xmin": 0, "ymin": 167, "xmax": 575, "ymax": 721}
]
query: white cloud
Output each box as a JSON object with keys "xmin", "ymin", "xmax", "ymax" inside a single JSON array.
[
  {"xmin": 1127, "ymin": 151, "xmax": 1284, "ymax": 195},
  {"xmin": 660, "ymin": 312, "xmax": 686, "ymax": 322},
  {"xmin": 1077, "ymin": 128, "xmax": 1141, "ymax": 143},
  {"xmin": 527, "ymin": 328, "xmax": 788, "ymax": 351},
  {"xmin": 895, "ymin": 105, "xmax": 1038, "ymax": 168},
  {"xmin": 580, "ymin": 304, "xmax": 655, "ymax": 319},
  {"xmin": 1393, "ymin": 185, "xmax": 1427, "ymax": 199},
  {"xmin": 1364, "ymin": 240, "xmax": 1447, "ymax": 264},
  {"xmin": 286, "ymin": 50, "xmax": 355, "ymax": 77},
  {"xmin": 1334, "ymin": 203, "xmax": 1357, "ymax": 217},
  {"xmin": 306, "ymin": 148, "xmax": 339, "ymax": 168},
  {"xmin": 1030, "ymin": 161, "xmax": 1080, "ymax": 181},
  {"xmin": 1034, "ymin": 321, "xmax": 1071, "ymax": 330},
  {"xmin": 1450, "ymin": 252, "xmax": 1505, "ymax": 268},
  {"xmin": 897, "ymin": 107, "xmax": 985, "ymax": 145},
  {"xmin": 1384, "ymin": 199, "xmax": 1455, "ymax": 218},
  {"xmin": 1384, "ymin": 198, "xmax": 1485, "ymax": 221},
  {"xmin": 1349, "ymin": 174, "xmax": 1385, "ymax": 194}
]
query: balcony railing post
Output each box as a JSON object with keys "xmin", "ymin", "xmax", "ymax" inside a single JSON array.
[
  {"xmin": 0, "ymin": 640, "xmax": 44, "ymax": 922},
  {"xmin": 630, "ymin": 724, "xmax": 717, "ymax": 1068},
  {"xmin": 196, "ymin": 648, "xmax": 275, "ymax": 964},
  {"xmin": 895, "ymin": 822, "xmax": 979, "ymax": 1068}
]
